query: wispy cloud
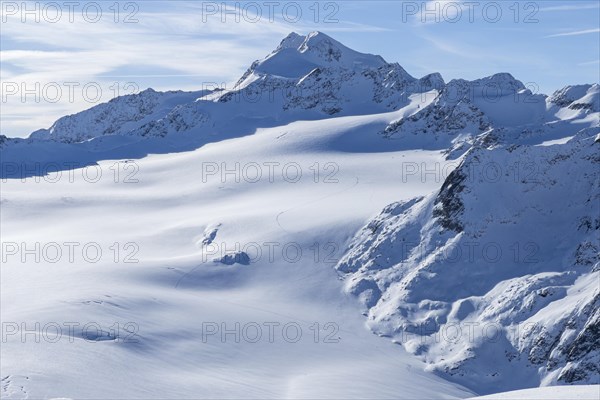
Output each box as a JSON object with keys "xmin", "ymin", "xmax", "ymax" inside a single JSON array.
[
  {"xmin": 1, "ymin": 0, "xmax": 398, "ymax": 138},
  {"xmin": 414, "ymin": 0, "xmax": 465, "ymax": 25},
  {"xmin": 0, "ymin": 3, "xmax": 296, "ymax": 137},
  {"xmin": 420, "ymin": 35, "xmax": 473, "ymax": 58},
  {"xmin": 578, "ymin": 59, "xmax": 600, "ymax": 66},
  {"xmin": 545, "ymin": 28, "xmax": 600, "ymax": 38}
]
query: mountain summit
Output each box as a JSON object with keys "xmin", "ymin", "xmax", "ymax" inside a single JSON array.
[
  {"xmin": 25, "ymin": 31, "xmax": 448, "ymax": 143},
  {"xmin": 1, "ymin": 31, "xmax": 599, "ymax": 398},
  {"xmin": 5, "ymin": 31, "xmax": 599, "ymax": 154},
  {"xmin": 246, "ymin": 31, "xmax": 388, "ymax": 80}
]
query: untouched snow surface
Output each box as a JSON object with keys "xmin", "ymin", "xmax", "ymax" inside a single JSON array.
[
  {"xmin": 1, "ymin": 111, "xmax": 474, "ymax": 399},
  {"xmin": 1, "ymin": 31, "xmax": 599, "ymax": 399},
  {"xmin": 468, "ymin": 385, "xmax": 600, "ymax": 399}
]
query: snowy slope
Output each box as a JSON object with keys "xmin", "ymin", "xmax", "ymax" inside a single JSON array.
[
  {"xmin": 1, "ymin": 108, "xmax": 474, "ymax": 399},
  {"xmin": 382, "ymin": 76, "xmax": 598, "ymax": 156},
  {"xmin": 1, "ymin": 31, "xmax": 599, "ymax": 398},
  {"xmin": 4, "ymin": 32, "xmax": 596, "ymax": 158},
  {"xmin": 337, "ymin": 132, "xmax": 600, "ymax": 394},
  {"xmin": 468, "ymin": 385, "xmax": 600, "ymax": 400},
  {"xmin": 28, "ymin": 89, "xmax": 212, "ymax": 143}
]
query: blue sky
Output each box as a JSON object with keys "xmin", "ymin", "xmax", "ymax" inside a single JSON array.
[{"xmin": 1, "ymin": 0, "xmax": 599, "ymax": 137}]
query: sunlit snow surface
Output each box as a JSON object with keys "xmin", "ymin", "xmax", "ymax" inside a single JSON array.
[
  {"xmin": 1, "ymin": 31, "xmax": 598, "ymax": 399},
  {"xmin": 1, "ymin": 110, "xmax": 475, "ymax": 399},
  {"xmin": 468, "ymin": 385, "xmax": 600, "ymax": 400}
]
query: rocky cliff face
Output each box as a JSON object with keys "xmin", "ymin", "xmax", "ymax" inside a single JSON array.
[
  {"xmin": 2, "ymin": 31, "xmax": 599, "ymax": 394},
  {"xmin": 28, "ymin": 89, "xmax": 211, "ymax": 143},
  {"xmin": 336, "ymin": 132, "xmax": 600, "ymax": 394}
]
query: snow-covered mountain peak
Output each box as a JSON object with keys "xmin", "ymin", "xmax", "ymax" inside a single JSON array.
[
  {"xmin": 550, "ymin": 84, "xmax": 595, "ymax": 104},
  {"xmin": 208, "ymin": 32, "xmax": 440, "ymax": 118},
  {"xmin": 442, "ymin": 73, "xmax": 527, "ymax": 102},
  {"xmin": 10, "ymin": 32, "xmax": 597, "ymax": 148},
  {"xmin": 275, "ymin": 31, "xmax": 305, "ymax": 51},
  {"xmin": 29, "ymin": 88, "xmax": 211, "ymax": 143},
  {"xmin": 298, "ymin": 31, "xmax": 387, "ymax": 67},
  {"xmin": 245, "ymin": 31, "xmax": 388, "ymax": 80},
  {"xmin": 550, "ymin": 83, "xmax": 600, "ymax": 112},
  {"xmin": 2, "ymin": 29, "xmax": 600, "ymax": 398},
  {"xmin": 419, "ymin": 72, "xmax": 445, "ymax": 90}
]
